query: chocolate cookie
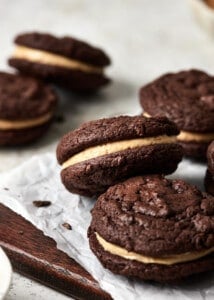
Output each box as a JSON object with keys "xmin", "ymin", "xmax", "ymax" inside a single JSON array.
[
  {"xmin": 140, "ymin": 70, "xmax": 214, "ymax": 159},
  {"xmin": 8, "ymin": 32, "xmax": 111, "ymax": 92},
  {"xmin": 0, "ymin": 71, "xmax": 57, "ymax": 145},
  {"xmin": 57, "ymin": 115, "xmax": 183, "ymax": 196},
  {"xmin": 88, "ymin": 175, "xmax": 214, "ymax": 282},
  {"xmin": 205, "ymin": 141, "xmax": 214, "ymax": 195}
]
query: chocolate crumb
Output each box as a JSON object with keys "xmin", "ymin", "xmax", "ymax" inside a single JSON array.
[
  {"xmin": 33, "ymin": 200, "xmax": 52, "ymax": 207},
  {"xmin": 62, "ymin": 222, "xmax": 72, "ymax": 230},
  {"xmin": 3, "ymin": 187, "xmax": 9, "ymax": 191}
]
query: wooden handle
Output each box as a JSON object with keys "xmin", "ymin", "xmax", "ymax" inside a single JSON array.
[{"xmin": 0, "ymin": 203, "xmax": 111, "ymax": 300}]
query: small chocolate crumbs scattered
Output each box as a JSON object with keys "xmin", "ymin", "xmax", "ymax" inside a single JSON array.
[
  {"xmin": 18, "ymin": 230, "xmax": 24, "ymax": 235},
  {"xmin": 54, "ymin": 114, "xmax": 65, "ymax": 123},
  {"xmin": 3, "ymin": 187, "xmax": 9, "ymax": 191},
  {"xmin": 62, "ymin": 222, "xmax": 72, "ymax": 230},
  {"xmin": 33, "ymin": 200, "xmax": 52, "ymax": 207}
]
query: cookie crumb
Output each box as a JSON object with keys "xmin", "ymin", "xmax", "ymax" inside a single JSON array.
[
  {"xmin": 3, "ymin": 187, "xmax": 9, "ymax": 191},
  {"xmin": 33, "ymin": 200, "xmax": 52, "ymax": 207},
  {"xmin": 62, "ymin": 222, "xmax": 72, "ymax": 230}
]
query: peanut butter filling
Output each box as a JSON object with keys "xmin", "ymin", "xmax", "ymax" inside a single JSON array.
[
  {"xmin": 0, "ymin": 112, "xmax": 52, "ymax": 130},
  {"xmin": 96, "ymin": 232, "xmax": 214, "ymax": 265},
  {"xmin": 177, "ymin": 131, "xmax": 214, "ymax": 143},
  {"xmin": 143, "ymin": 112, "xmax": 214, "ymax": 143},
  {"xmin": 13, "ymin": 46, "xmax": 103, "ymax": 74},
  {"xmin": 62, "ymin": 135, "xmax": 177, "ymax": 169}
]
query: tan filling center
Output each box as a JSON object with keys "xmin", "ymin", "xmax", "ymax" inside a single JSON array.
[
  {"xmin": 0, "ymin": 112, "xmax": 52, "ymax": 130},
  {"xmin": 143, "ymin": 112, "xmax": 214, "ymax": 142},
  {"xmin": 96, "ymin": 232, "xmax": 214, "ymax": 265},
  {"xmin": 62, "ymin": 135, "xmax": 176, "ymax": 169},
  {"xmin": 13, "ymin": 46, "xmax": 103, "ymax": 74},
  {"xmin": 177, "ymin": 131, "xmax": 214, "ymax": 143}
]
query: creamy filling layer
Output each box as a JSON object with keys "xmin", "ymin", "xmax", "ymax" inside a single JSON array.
[
  {"xmin": 13, "ymin": 46, "xmax": 103, "ymax": 74},
  {"xmin": 96, "ymin": 232, "xmax": 214, "ymax": 266},
  {"xmin": 143, "ymin": 112, "xmax": 214, "ymax": 142},
  {"xmin": 0, "ymin": 112, "xmax": 53, "ymax": 130},
  {"xmin": 177, "ymin": 131, "xmax": 214, "ymax": 143},
  {"xmin": 62, "ymin": 135, "xmax": 177, "ymax": 169}
]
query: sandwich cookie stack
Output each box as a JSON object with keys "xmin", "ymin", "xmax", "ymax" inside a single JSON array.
[
  {"xmin": 0, "ymin": 72, "xmax": 57, "ymax": 145},
  {"xmin": 57, "ymin": 115, "xmax": 183, "ymax": 196},
  {"xmin": 140, "ymin": 70, "xmax": 214, "ymax": 160},
  {"xmin": 9, "ymin": 32, "xmax": 111, "ymax": 92},
  {"xmin": 88, "ymin": 175, "xmax": 214, "ymax": 282}
]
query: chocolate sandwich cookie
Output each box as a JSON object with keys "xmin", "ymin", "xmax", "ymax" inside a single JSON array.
[
  {"xmin": 9, "ymin": 32, "xmax": 111, "ymax": 91},
  {"xmin": 140, "ymin": 69, "xmax": 214, "ymax": 159},
  {"xmin": 88, "ymin": 175, "xmax": 214, "ymax": 282},
  {"xmin": 205, "ymin": 141, "xmax": 214, "ymax": 195},
  {"xmin": 0, "ymin": 71, "xmax": 57, "ymax": 145},
  {"xmin": 57, "ymin": 115, "xmax": 183, "ymax": 197}
]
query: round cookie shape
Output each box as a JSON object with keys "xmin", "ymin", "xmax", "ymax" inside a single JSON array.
[
  {"xmin": 88, "ymin": 175, "xmax": 214, "ymax": 282},
  {"xmin": 0, "ymin": 72, "xmax": 57, "ymax": 145},
  {"xmin": 8, "ymin": 32, "xmax": 111, "ymax": 91},
  {"xmin": 57, "ymin": 115, "xmax": 183, "ymax": 196},
  {"xmin": 14, "ymin": 32, "xmax": 110, "ymax": 67},
  {"xmin": 140, "ymin": 70, "xmax": 214, "ymax": 159},
  {"xmin": 205, "ymin": 141, "xmax": 214, "ymax": 195},
  {"xmin": 140, "ymin": 69, "xmax": 214, "ymax": 133},
  {"xmin": 0, "ymin": 72, "xmax": 57, "ymax": 120}
]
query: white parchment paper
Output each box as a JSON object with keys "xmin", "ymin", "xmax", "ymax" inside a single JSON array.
[{"xmin": 0, "ymin": 152, "xmax": 213, "ymax": 300}]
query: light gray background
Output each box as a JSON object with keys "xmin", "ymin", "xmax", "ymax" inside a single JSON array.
[{"xmin": 0, "ymin": 0, "xmax": 213, "ymax": 299}]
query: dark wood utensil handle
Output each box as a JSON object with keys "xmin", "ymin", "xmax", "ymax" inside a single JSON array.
[{"xmin": 0, "ymin": 203, "xmax": 111, "ymax": 300}]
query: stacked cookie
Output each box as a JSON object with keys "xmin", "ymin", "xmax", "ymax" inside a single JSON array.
[
  {"xmin": 88, "ymin": 175, "xmax": 214, "ymax": 282},
  {"xmin": 3, "ymin": 30, "xmax": 213, "ymax": 284},
  {"xmin": 0, "ymin": 31, "xmax": 111, "ymax": 146},
  {"xmin": 56, "ymin": 115, "xmax": 183, "ymax": 196},
  {"xmin": 56, "ymin": 69, "xmax": 214, "ymax": 283},
  {"xmin": 0, "ymin": 72, "xmax": 57, "ymax": 145},
  {"xmin": 140, "ymin": 69, "xmax": 214, "ymax": 160},
  {"xmin": 56, "ymin": 111, "xmax": 214, "ymax": 283},
  {"xmin": 9, "ymin": 32, "xmax": 111, "ymax": 92}
]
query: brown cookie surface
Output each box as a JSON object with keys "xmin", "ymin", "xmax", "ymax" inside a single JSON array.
[
  {"xmin": 9, "ymin": 58, "xmax": 110, "ymax": 91},
  {"xmin": 205, "ymin": 170, "xmax": 214, "ymax": 196},
  {"xmin": 0, "ymin": 71, "xmax": 57, "ymax": 120},
  {"xmin": 14, "ymin": 32, "xmax": 110, "ymax": 67},
  {"xmin": 205, "ymin": 141, "xmax": 214, "ymax": 195},
  {"xmin": 57, "ymin": 115, "xmax": 182, "ymax": 196},
  {"xmin": 9, "ymin": 32, "xmax": 111, "ymax": 91},
  {"xmin": 179, "ymin": 141, "xmax": 210, "ymax": 160},
  {"xmin": 140, "ymin": 70, "xmax": 214, "ymax": 159},
  {"xmin": 88, "ymin": 175, "xmax": 214, "ymax": 282},
  {"xmin": 0, "ymin": 72, "xmax": 57, "ymax": 145},
  {"xmin": 61, "ymin": 143, "xmax": 182, "ymax": 196},
  {"xmin": 207, "ymin": 141, "xmax": 214, "ymax": 174},
  {"xmin": 57, "ymin": 115, "xmax": 179, "ymax": 164},
  {"xmin": 89, "ymin": 227, "xmax": 214, "ymax": 283},
  {"xmin": 0, "ymin": 121, "xmax": 52, "ymax": 146}
]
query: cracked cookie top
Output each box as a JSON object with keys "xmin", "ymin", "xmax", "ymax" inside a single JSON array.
[
  {"xmin": 140, "ymin": 69, "xmax": 214, "ymax": 133},
  {"xmin": 91, "ymin": 175, "xmax": 214, "ymax": 257}
]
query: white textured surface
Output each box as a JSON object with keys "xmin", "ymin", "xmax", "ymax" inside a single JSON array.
[{"xmin": 0, "ymin": 0, "xmax": 213, "ymax": 299}]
